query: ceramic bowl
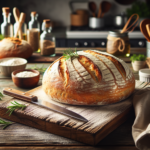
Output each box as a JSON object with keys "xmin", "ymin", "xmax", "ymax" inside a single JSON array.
[
  {"xmin": 0, "ymin": 57, "xmax": 27, "ymax": 76},
  {"xmin": 12, "ymin": 69, "xmax": 40, "ymax": 88}
]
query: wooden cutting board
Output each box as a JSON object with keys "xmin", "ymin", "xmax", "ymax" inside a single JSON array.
[{"xmin": 0, "ymin": 80, "xmax": 147, "ymax": 145}]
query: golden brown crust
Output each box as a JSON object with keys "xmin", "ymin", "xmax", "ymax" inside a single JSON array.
[
  {"xmin": 0, "ymin": 38, "xmax": 33, "ymax": 59},
  {"xmin": 42, "ymin": 50, "xmax": 135, "ymax": 105}
]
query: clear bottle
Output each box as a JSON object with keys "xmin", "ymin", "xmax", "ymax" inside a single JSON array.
[
  {"xmin": 14, "ymin": 23, "xmax": 27, "ymax": 40},
  {"xmin": 1, "ymin": 7, "xmax": 13, "ymax": 37},
  {"xmin": 40, "ymin": 19, "xmax": 55, "ymax": 56},
  {"xmin": 28, "ymin": 11, "xmax": 40, "ymax": 31}
]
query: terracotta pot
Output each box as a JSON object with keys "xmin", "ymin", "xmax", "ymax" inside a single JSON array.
[
  {"xmin": 71, "ymin": 9, "xmax": 89, "ymax": 26},
  {"xmin": 132, "ymin": 61, "xmax": 146, "ymax": 71}
]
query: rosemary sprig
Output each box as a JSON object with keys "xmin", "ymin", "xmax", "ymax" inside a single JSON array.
[
  {"xmin": 0, "ymin": 119, "xmax": 13, "ymax": 129},
  {"xmin": 63, "ymin": 48, "xmax": 79, "ymax": 61},
  {"xmin": 28, "ymin": 64, "xmax": 47, "ymax": 74},
  {"xmin": 6, "ymin": 101, "xmax": 27, "ymax": 116},
  {"xmin": 0, "ymin": 92, "xmax": 4, "ymax": 100}
]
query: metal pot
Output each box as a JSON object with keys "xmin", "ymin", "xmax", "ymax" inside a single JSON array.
[
  {"xmin": 89, "ymin": 17, "xmax": 104, "ymax": 29},
  {"xmin": 114, "ymin": 13, "xmax": 127, "ymax": 28}
]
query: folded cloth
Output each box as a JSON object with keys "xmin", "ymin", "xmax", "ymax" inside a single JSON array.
[{"xmin": 132, "ymin": 88, "xmax": 150, "ymax": 150}]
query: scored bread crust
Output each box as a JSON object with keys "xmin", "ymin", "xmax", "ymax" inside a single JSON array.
[
  {"xmin": 42, "ymin": 50, "xmax": 135, "ymax": 105},
  {"xmin": 0, "ymin": 38, "xmax": 33, "ymax": 59}
]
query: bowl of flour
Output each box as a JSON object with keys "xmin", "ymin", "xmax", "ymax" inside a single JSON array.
[
  {"xmin": 12, "ymin": 69, "xmax": 40, "ymax": 88},
  {"xmin": 0, "ymin": 57, "xmax": 27, "ymax": 76}
]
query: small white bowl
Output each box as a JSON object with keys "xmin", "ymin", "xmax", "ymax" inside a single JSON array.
[
  {"xmin": 139, "ymin": 68, "xmax": 150, "ymax": 82},
  {"xmin": 0, "ymin": 57, "xmax": 27, "ymax": 76}
]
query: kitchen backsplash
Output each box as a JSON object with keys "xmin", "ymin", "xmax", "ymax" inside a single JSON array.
[{"xmin": 0, "ymin": 0, "xmax": 143, "ymax": 27}]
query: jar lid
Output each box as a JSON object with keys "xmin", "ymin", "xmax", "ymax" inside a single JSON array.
[
  {"xmin": 43, "ymin": 19, "xmax": 51, "ymax": 28},
  {"xmin": 109, "ymin": 30, "xmax": 128, "ymax": 37},
  {"xmin": 31, "ymin": 11, "xmax": 37, "ymax": 16},
  {"xmin": 2, "ymin": 7, "xmax": 10, "ymax": 15},
  {"xmin": 139, "ymin": 69, "xmax": 150, "ymax": 77}
]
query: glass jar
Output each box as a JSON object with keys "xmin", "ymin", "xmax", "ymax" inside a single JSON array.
[
  {"xmin": 27, "ymin": 28, "xmax": 40, "ymax": 52},
  {"xmin": 1, "ymin": 7, "xmax": 13, "ymax": 37},
  {"xmin": 40, "ymin": 19, "xmax": 55, "ymax": 56},
  {"xmin": 28, "ymin": 11, "xmax": 40, "ymax": 31},
  {"xmin": 106, "ymin": 30, "xmax": 130, "ymax": 57},
  {"xmin": 14, "ymin": 23, "xmax": 27, "ymax": 40}
]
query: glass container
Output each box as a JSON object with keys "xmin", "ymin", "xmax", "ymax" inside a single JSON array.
[
  {"xmin": 28, "ymin": 11, "xmax": 40, "ymax": 31},
  {"xmin": 1, "ymin": 7, "xmax": 13, "ymax": 37},
  {"xmin": 27, "ymin": 28, "xmax": 40, "ymax": 52},
  {"xmin": 40, "ymin": 19, "xmax": 55, "ymax": 56},
  {"xmin": 106, "ymin": 30, "xmax": 130, "ymax": 57}
]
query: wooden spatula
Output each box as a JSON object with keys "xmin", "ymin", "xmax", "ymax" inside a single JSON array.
[
  {"xmin": 146, "ymin": 24, "xmax": 150, "ymax": 39},
  {"xmin": 140, "ymin": 19, "xmax": 150, "ymax": 41}
]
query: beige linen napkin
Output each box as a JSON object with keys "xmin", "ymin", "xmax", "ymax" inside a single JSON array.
[{"xmin": 132, "ymin": 88, "xmax": 150, "ymax": 150}]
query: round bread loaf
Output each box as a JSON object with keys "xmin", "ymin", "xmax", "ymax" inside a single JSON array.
[
  {"xmin": 0, "ymin": 38, "xmax": 33, "ymax": 59},
  {"xmin": 42, "ymin": 50, "xmax": 135, "ymax": 105}
]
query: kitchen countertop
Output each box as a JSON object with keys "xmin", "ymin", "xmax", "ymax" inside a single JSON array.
[{"xmin": 0, "ymin": 63, "xmax": 139, "ymax": 150}]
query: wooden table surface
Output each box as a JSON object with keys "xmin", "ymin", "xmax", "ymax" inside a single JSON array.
[{"xmin": 0, "ymin": 63, "xmax": 139, "ymax": 150}]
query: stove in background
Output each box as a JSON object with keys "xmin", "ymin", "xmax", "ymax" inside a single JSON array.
[{"xmin": 56, "ymin": 26, "xmax": 146, "ymax": 54}]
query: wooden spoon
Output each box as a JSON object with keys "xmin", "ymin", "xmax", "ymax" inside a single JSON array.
[
  {"xmin": 146, "ymin": 24, "xmax": 150, "ymax": 39},
  {"xmin": 13, "ymin": 7, "xmax": 21, "ymax": 38},
  {"xmin": 14, "ymin": 13, "xmax": 26, "ymax": 39},
  {"xmin": 88, "ymin": 1, "xmax": 97, "ymax": 17},
  {"xmin": 99, "ymin": 1, "xmax": 111, "ymax": 18},
  {"xmin": 13, "ymin": 7, "xmax": 20, "ymax": 22},
  {"xmin": 97, "ymin": 2, "xmax": 102, "ymax": 18},
  {"xmin": 140, "ymin": 19, "xmax": 150, "ymax": 41}
]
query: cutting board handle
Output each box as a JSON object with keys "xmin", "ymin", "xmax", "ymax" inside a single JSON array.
[{"xmin": 3, "ymin": 87, "xmax": 38, "ymax": 102}]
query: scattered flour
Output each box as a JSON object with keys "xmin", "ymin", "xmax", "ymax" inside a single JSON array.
[
  {"xmin": 0, "ymin": 58, "xmax": 25, "ymax": 66},
  {"xmin": 15, "ymin": 71, "xmax": 38, "ymax": 77}
]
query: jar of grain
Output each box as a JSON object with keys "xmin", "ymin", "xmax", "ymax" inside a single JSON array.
[
  {"xmin": 27, "ymin": 28, "xmax": 39, "ymax": 52},
  {"xmin": 106, "ymin": 30, "xmax": 130, "ymax": 57},
  {"xmin": 40, "ymin": 19, "xmax": 55, "ymax": 56}
]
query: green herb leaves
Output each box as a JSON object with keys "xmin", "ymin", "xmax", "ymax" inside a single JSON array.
[
  {"xmin": 6, "ymin": 101, "xmax": 27, "ymax": 116},
  {"xmin": 28, "ymin": 64, "xmax": 47, "ymax": 74},
  {"xmin": 63, "ymin": 49, "xmax": 79, "ymax": 61},
  {"xmin": 0, "ymin": 119, "xmax": 13, "ymax": 129},
  {"xmin": 130, "ymin": 54, "xmax": 147, "ymax": 62},
  {"xmin": 0, "ymin": 92, "xmax": 3, "ymax": 100}
]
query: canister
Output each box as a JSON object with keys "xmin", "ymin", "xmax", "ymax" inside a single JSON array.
[
  {"xmin": 139, "ymin": 68, "xmax": 150, "ymax": 82},
  {"xmin": 89, "ymin": 17, "xmax": 104, "ymax": 29},
  {"xmin": 106, "ymin": 30, "xmax": 130, "ymax": 57},
  {"xmin": 146, "ymin": 41, "xmax": 150, "ymax": 57}
]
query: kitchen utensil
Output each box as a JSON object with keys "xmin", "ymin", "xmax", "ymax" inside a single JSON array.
[
  {"xmin": 12, "ymin": 69, "xmax": 40, "ymax": 88},
  {"xmin": 98, "ymin": 1, "xmax": 111, "ymax": 18},
  {"xmin": 89, "ymin": 17, "xmax": 104, "ymax": 29},
  {"xmin": 121, "ymin": 13, "xmax": 139, "ymax": 33},
  {"xmin": 113, "ymin": 12, "xmax": 127, "ymax": 28},
  {"xmin": 13, "ymin": 7, "xmax": 20, "ymax": 22},
  {"xmin": 146, "ymin": 24, "xmax": 150, "ymax": 38},
  {"xmin": 97, "ymin": 2, "xmax": 102, "ymax": 18},
  {"xmin": 88, "ymin": 1, "xmax": 97, "ymax": 17},
  {"xmin": 14, "ymin": 12, "xmax": 26, "ymax": 39},
  {"xmin": 3, "ymin": 87, "xmax": 88, "ymax": 122},
  {"xmin": 0, "ymin": 57, "xmax": 27, "ymax": 76},
  {"xmin": 140, "ymin": 19, "xmax": 150, "ymax": 41}
]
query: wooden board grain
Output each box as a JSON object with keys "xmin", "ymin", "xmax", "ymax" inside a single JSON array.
[{"xmin": 0, "ymin": 80, "xmax": 147, "ymax": 145}]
